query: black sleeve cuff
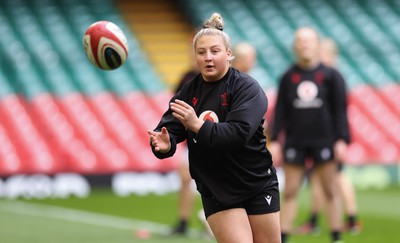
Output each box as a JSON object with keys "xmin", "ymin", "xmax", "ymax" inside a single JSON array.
[
  {"xmin": 196, "ymin": 120, "xmax": 213, "ymax": 144},
  {"xmin": 151, "ymin": 138, "xmax": 177, "ymax": 159}
]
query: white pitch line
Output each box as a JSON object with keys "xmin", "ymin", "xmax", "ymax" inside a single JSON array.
[
  {"xmin": 0, "ymin": 200, "xmax": 203, "ymax": 238},
  {"xmin": 0, "ymin": 200, "xmax": 171, "ymax": 234}
]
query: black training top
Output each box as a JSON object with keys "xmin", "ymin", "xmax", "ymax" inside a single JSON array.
[
  {"xmin": 174, "ymin": 69, "xmax": 199, "ymax": 93},
  {"xmin": 270, "ymin": 63, "xmax": 350, "ymax": 147},
  {"xmin": 152, "ymin": 67, "xmax": 278, "ymax": 205}
]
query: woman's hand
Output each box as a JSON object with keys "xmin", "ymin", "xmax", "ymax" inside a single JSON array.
[
  {"xmin": 170, "ymin": 99, "xmax": 204, "ymax": 133},
  {"xmin": 148, "ymin": 127, "xmax": 171, "ymax": 153},
  {"xmin": 269, "ymin": 141, "xmax": 283, "ymax": 165},
  {"xmin": 334, "ymin": 139, "xmax": 348, "ymax": 162}
]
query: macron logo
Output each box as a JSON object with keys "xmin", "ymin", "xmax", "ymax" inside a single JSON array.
[{"xmin": 265, "ymin": 195, "xmax": 272, "ymax": 205}]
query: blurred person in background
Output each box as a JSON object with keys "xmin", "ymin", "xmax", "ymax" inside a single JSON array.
[
  {"xmin": 169, "ymin": 63, "xmax": 199, "ymax": 236},
  {"xmin": 269, "ymin": 27, "xmax": 350, "ymax": 243},
  {"xmin": 231, "ymin": 42, "xmax": 257, "ymax": 73},
  {"xmin": 295, "ymin": 38, "xmax": 361, "ymax": 236},
  {"xmin": 149, "ymin": 13, "xmax": 281, "ymax": 243}
]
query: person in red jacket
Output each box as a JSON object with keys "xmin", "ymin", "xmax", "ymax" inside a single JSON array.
[{"xmin": 149, "ymin": 13, "xmax": 281, "ymax": 243}]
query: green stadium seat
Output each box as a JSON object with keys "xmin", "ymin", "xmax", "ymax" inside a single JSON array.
[
  {"xmin": 2, "ymin": 0, "xmax": 166, "ymax": 97},
  {"xmin": 0, "ymin": 68, "xmax": 14, "ymax": 99}
]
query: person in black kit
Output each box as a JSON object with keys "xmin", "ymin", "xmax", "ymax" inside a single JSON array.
[
  {"xmin": 148, "ymin": 13, "xmax": 281, "ymax": 243},
  {"xmin": 295, "ymin": 38, "xmax": 361, "ymax": 236},
  {"xmin": 269, "ymin": 27, "xmax": 350, "ymax": 243},
  {"xmin": 169, "ymin": 63, "xmax": 199, "ymax": 237}
]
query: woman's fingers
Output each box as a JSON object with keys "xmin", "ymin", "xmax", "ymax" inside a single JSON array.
[
  {"xmin": 170, "ymin": 99, "xmax": 191, "ymax": 113},
  {"xmin": 148, "ymin": 130, "xmax": 159, "ymax": 147},
  {"xmin": 174, "ymin": 99, "xmax": 190, "ymax": 108},
  {"xmin": 161, "ymin": 127, "xmax": 168, "ymax": 134},
  {"xmin": 170, "ymin": 102, "xmax": 185, "ymax": 114},
  {"xmin": 171, "ymin": 103, "xmax": 187, "ymax": 122},
  {"xmin": 148, "ymin": 127, "xmax": 169, "ymax": 150}
]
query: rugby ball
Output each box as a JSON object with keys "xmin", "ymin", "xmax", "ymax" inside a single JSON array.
[{"xmin": 83, "ymin": 21, "xmax": 128, "ymax": 70}]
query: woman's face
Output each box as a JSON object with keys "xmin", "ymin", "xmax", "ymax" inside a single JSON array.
[
  {"xmin": 195, "ymin": 35, "xmax": 231, "ymax": 81},
  {"xmin": 294, "ymin": 28, "xmax": 320, "ymax": 65},
  {"xmin": 319, "ymin": 41, "xmax": 337, "ymax": 67}
]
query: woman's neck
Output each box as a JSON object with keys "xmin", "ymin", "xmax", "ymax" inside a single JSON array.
[
  {"xmin": 203, "ymin": 66, "xmax": 230, "ymax": 82},
  {"xmin": 297, "ymin": 58, "xmax": 320, "ymax": 70}
]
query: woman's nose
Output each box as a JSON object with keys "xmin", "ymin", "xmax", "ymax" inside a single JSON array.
[{"xmin": 205, "ymin": 51, "xmax": 212, "ymax": 60}]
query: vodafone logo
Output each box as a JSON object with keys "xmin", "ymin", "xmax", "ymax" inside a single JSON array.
[
  {"xmin": 293, "ymin": 80, "xmax": 323, "ymax": 108},
  {"xmin": 297, "ymin": 80, "xmax": 318, "ymax": 102},
  {"xmin": 199, "ymin": 110, "xmax": 219, "ymax": 123}
]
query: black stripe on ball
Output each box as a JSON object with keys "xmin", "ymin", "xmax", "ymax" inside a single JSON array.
[{"xmin": 104, "ymin": 47, "xmax": 122, "ymax": 69}]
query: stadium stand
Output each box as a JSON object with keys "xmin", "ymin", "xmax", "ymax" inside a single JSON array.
[
  {"xmin": 0, "ymin": 0, "xmax": 179, "ymax": 176},
  {"xmin": 0, "ymin": 0, "xmax": 398, "ymax": 176},
  {"xmin": 117, "ymin": 0, "xmax": 195, "ymax": 88}
]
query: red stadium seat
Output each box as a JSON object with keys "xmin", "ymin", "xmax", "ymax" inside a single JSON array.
[
  {"xmin": 0, "ymin": 125, "xmax": 24, "ymax": 175},
  {"xmin": 345, "ymin": 142, "xmax": 368, "ymax": 165},
  {"xmin": 122, "ymin": 91, "xmax": 164, "ymax": 131},
  {"xmin": 379, "ymin": 83, "xmax": 400, "ymax": 117},
  {"xmin": 347, "ymin": 102, "xmax": 399, "ymax": 163},
  {"xmin": 351, "ymin": 85, "xmax": 400, "ymax": 153},
  {"xmin": 31, "ymin": 94, "xmax": 102, "ymax": 174},
  {"xmin": 0, "ymin": 95, "xmax": 60, "ymax": 174}
]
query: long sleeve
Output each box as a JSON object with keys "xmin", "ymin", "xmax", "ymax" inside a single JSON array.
[
  {"xmin": 196, "ymin": 79, "xmax": 268, "ymax": 149},
  {"xmin": 330, "ymin": 69, "xmax": 351, "ymax": 143},
  {"xmin": 151, "ymin": 93, "xmax": 187, "ymax": 159},
  {"xmin": 270, "ymin": 75, "xmax": 287, "ymax": 141}
]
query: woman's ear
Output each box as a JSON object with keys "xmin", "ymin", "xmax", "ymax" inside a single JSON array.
[{"xmin": 227, "ymin": 48, "xmax": 233, "ymax": 61}]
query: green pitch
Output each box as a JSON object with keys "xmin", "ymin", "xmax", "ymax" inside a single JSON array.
[{"xmin": 0, "ymin": 186, "xmax": 399, "ymax": 243}]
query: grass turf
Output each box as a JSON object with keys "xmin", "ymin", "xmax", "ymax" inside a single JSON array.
[{"xmin": 0, "ymin": 186, "xmax": 399, "ymax": 243}]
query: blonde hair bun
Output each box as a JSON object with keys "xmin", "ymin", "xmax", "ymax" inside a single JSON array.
[{"xmin": 202, "ymin": 13, "xmax": 224, "ymax": 31}]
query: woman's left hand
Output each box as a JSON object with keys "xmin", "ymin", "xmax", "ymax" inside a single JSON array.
[{"xmin": 170, "ymin": 99, "xmax": 204, "ymax": 133}]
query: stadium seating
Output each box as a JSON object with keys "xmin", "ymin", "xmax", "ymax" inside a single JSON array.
[
  {"xmin": 117, "ymin": 0, "xmax": 196, "ymax": 88},
  {"xmin": 0, "ymin": 0, "xmax": 399, "ymax": 176},
  {"xmin": 0, "ymin": 0, "xmax": 179, "ymax": 176}
]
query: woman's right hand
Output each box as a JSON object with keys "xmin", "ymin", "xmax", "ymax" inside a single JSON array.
[{"xmin": 148, "ymin": 127, "xmax": 171, "ymax": 153}]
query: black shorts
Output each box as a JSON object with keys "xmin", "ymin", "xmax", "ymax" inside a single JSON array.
[
  {"xmin": 201, "ymin": 186, "xmax": 280, "ymax": 219},
  {"xmin": 284, "ymin": 146, "xmax": 334, "ymax": 166}
]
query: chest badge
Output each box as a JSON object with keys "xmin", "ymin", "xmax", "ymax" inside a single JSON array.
[
  {"xmin": 293, "ymin": 80, "xmax": 323, "ymax": 108},
  {"xmin": 220, "ymin": 92, "xmax": 229, "ymax": 106},
  {"xmin": 297, "ymin": 80, "xmax": 318, "ymax": 102}
]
